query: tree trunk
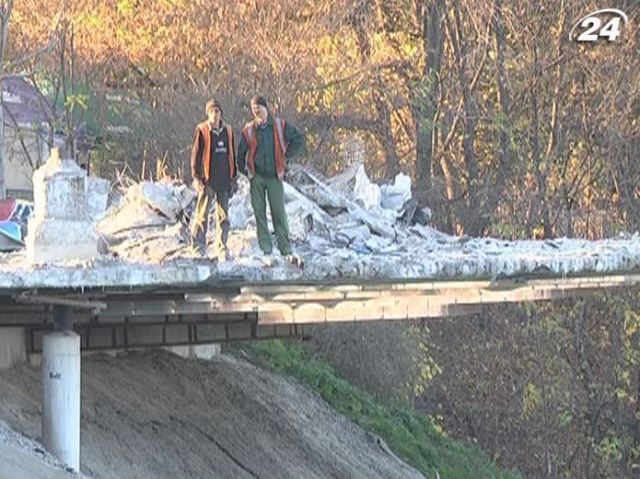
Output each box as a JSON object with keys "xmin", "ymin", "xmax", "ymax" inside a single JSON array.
[
  {"xmin": 414, "ymin": 0, "xmax": 445, "ymax": 192},
  {"xmin": 0, "ymin": 1, "xmax": 14, "ymax": 199},
  {"xmin": 448, "ymin": 3, "xmax": 481, "ymax": 235},
  {"xmin": 485, "ymin": 0, "xmax": 514, "ymax": 231},
  {"xmin": 371, "ymin": 76, "xmax": 400, "ymax": 179},
  {"xmin": 353, "ymin": 6, "xmax": 399, "ymax": 180},
  {"xmin": 530, "ymin": 38, "xmax": 552, "ymax": 239}
]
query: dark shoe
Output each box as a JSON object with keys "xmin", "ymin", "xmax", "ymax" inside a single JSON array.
[
  {"xmin": 187, "ymin": 244, "xmax": 206, "ymax": 258},
  {"xmin": 218, "ymin": 249, "xmax": 233, "ymax": 262},
  {"xmin": 285, "ymin": 253, "xmax": 304, "ymax": 269}
]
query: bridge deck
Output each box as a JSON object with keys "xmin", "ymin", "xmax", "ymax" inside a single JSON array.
[{"xmin": 1, "ymin": 272, "xmax": 639, "ymax": 353}]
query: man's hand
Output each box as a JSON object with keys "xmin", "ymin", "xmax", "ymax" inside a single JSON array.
[
  {"xmin": 229, "ymin": 177, "xmax": 238, "ymax": 198},
  {"xmin": 193, "ymin": 177, "xmax": 204, "ymax": 193}
]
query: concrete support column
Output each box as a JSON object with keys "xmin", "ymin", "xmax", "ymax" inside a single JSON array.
[
  {"xmin": 0, "ymin": 327, "xmax": 26, "ymax": 369},
  {"xmin": 42, "ymin": 331, "xmax": 80, "ymax": 472},
  {"xmin": 166, "ymin": 343, "xmax": 221, "ymax": 359},
  {"xmin": 191, "ymin": 343, "xmax": 221, "ymax": 359}
]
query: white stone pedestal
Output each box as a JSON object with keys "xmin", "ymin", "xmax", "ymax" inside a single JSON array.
[
  {"xmin": 26, "ymin": 148, "xmax": 98, "ymax": 264},
  {"xmin": 42, "ymin": 331, "xmax": 81, "ymax": 472}
]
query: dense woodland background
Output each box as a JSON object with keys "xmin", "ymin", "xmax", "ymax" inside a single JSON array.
[{"xmin": 0, "ymin": 1, "xmax": 638, "ymax": 477}]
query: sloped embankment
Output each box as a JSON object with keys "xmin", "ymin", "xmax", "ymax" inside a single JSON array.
[{"xmin": 0, "ymin": 350, "xmax": 422, "ymax": 479}]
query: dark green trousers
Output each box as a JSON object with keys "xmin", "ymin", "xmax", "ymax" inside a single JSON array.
[{"xmin": 250, "ymin": 174, "xmax": 292, "ymax": 255}]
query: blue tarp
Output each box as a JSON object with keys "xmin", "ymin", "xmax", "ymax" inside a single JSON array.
[{"xmin": 0, "ymin": 198, "xmax": 33, "ymax": 249}]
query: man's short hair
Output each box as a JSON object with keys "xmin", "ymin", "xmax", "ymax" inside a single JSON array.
[
  {"xmin": 205, "ymin": 99, "xmax": 222, "ymax": 114},
  {"xmin": 250, "ymin": 95, "xmax": 268, "ymax": 109}
]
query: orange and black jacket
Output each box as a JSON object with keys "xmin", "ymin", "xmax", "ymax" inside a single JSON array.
[{"xmin": 191, "ymin": 120, "xmax": 236, "ymax": 190}]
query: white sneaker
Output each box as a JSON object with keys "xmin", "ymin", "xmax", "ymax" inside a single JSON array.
[{"xmin": 258, "ymin": 253, "xmax": 274, "ymax": 267}]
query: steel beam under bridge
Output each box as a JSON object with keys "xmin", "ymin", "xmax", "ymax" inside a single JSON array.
[{"xmin": 2, "ymin": 273, "xmax": 640, "ymax": 352}]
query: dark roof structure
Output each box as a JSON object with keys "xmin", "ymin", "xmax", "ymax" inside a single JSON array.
[{"xmin": 1, "ymin": 75, "xmax": 56, "ymax": 127}]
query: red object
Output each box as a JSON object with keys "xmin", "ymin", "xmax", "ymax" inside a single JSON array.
[{"xmin": 0, "ymin": 198, "xmax": 17, "ymax": 222}]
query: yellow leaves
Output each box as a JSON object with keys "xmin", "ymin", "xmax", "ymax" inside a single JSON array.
[
  {"xmin": 370, "ymin": 31, "xmax": 418, "ymax": 63},
  {"xmin": 615, "ymin": 386, "xmax": 629, "ymax": 401},
  {"xmin": 116, "ymin": 0, "xmax": 135, "ymax": 17},
  {"xmin": 295, "ymin": 91, "xmax": 320, "ymax": 115},
  {"xmin": 399, "ymin": 37, "xmax": 418, "ymax": 58},
  {"xmin": 432, "ymin": 416, "xmax": 446, "ymax": 436},
  {"xmin": 194, "ymin": 55, "xmax": 208, "ymax": 72},
  {"xmin": 74, "ymin": 7, "xmax": 103, "ymax": 31},
  {"xmin": 65, "ymin": 93, "xmax": 89, "ymax": 113},
  {"xmin": 522, "ymin": 382, "xmax": 541, "ymax": 419},
  {"xmin": 408, "ymin": 348, "xmax": 442, "ymax": 399},
  {"xmin": 532, "ymin": 225, "xmax": 545, "ymax": 239},
  {"xmin": 623, "ymin": 309, "xmax": 640, "ymax": 337},
  {"xmin": 317, "ymin": 34, "xmax": 334, "ymax": 56},
  {"xmin": 158, "ymin": 0, "xmax": 184, "ymax": 7}
]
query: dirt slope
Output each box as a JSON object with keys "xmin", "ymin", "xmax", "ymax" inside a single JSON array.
[
  {"xmin": 0, "ymin": 440, "xmax": 77, "ymax": 479},
  {"xmin": 0, "ymin": 350, "xmax": 423, "ymax": 479}
]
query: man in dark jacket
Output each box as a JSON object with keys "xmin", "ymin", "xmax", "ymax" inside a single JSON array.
[
  {"xmin": 237, "ymin": 95, "xmax": 305, "ymax": 265},
  {"xmin": 190, "ymin": 99, "xmax": 237, "ymax": 260}
]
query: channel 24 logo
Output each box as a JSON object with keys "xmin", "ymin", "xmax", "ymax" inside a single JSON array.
[{"xmin": 569, "ymin": 8, "xmax": 629, "ymax": 42}]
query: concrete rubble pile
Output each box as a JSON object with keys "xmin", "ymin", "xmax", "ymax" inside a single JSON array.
[
  {"xmin": 91, "ymin": 159, "xmax": 640, "ymax": 282},
  {"xmin": 91, "ymin": 159, "xmax": 439, "ymax": 279},
  {"xmin": 97, "ymin": 181, "xmax": 196, "ymax": 262},
  {"xmin": 3, "ymin": 150, "xmax": 640, "ymax": 285},
  {"xmin": 0, "ymin": 150, "xmax": 212, "ymax": 289}
]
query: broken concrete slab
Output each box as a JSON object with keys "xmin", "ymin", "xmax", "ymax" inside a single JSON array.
[
  {"xmin": 86, "ymin": 176, "xmax": 110, "ymax": 222},
  {"xmin": 0, "ymin": 257, "xmax": 214, "ymax": 289},
  {"xmin": 353, "ymin": 164, "xmax": 381, "ymax": 210},
  {"xmin": 286, "ymin": 200, "xmax": 315, "ymax": 243},
  {"xmin": 138, "ymin": 181, "xmax": 195, "ymax": 222},
  {"xmin": 380, "ymin": 173, "xmax": 412, "ymax": 212},
  {"xmin": 228, "ymin": 176, "xmax": 253, "ymax": 230}
]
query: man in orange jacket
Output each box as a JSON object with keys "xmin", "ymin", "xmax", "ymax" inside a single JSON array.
[{"xmin": 190, "ymin": 99, "xmax": 237, "ymax": 260}]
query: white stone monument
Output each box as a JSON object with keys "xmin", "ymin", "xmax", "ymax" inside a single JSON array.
[{"xmin": 26, "ymin": 148, "xmax": 99, "ymax": 264}]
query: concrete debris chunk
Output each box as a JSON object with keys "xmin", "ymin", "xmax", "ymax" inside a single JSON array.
[
  {"xmin": 228, "ymin": 175, "xmax": 253, "ymax": 229},
  {"xmin": 139, "ymin": 181, "xmax": 194, "ymax": 222},
  {"xmin": 380, "ymin": 173, "xmax": 412, "ymax": 212},
  {"xmin": 283, "ymin": 182, "xmax": 333, "ymax": 230},
  {"xmin": 335, "ymin": 224, "xmax": 371, "ymax": 246},
  {"xmin": 26, "ymin": 148, "xmax": 99, "ymax": 265},
  {"xmin": 86, "ymin": 176, "xmax": 110, "ymax": 222},
  {"xmin": 353, "ymin": 164, "xmax": 381, "ymax": 210},
  {"xmin": 286, "ymin": 200, "xmax": 314, "ymax": 243},
  {"xmin": 98, "ymin": 180, "xmax": 195, "ymax": 236}
]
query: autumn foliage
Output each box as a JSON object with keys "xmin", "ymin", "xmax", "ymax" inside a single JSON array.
[{"xmin": 4, "ymin": 2, "xmax": 640, "ymax": 476}]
